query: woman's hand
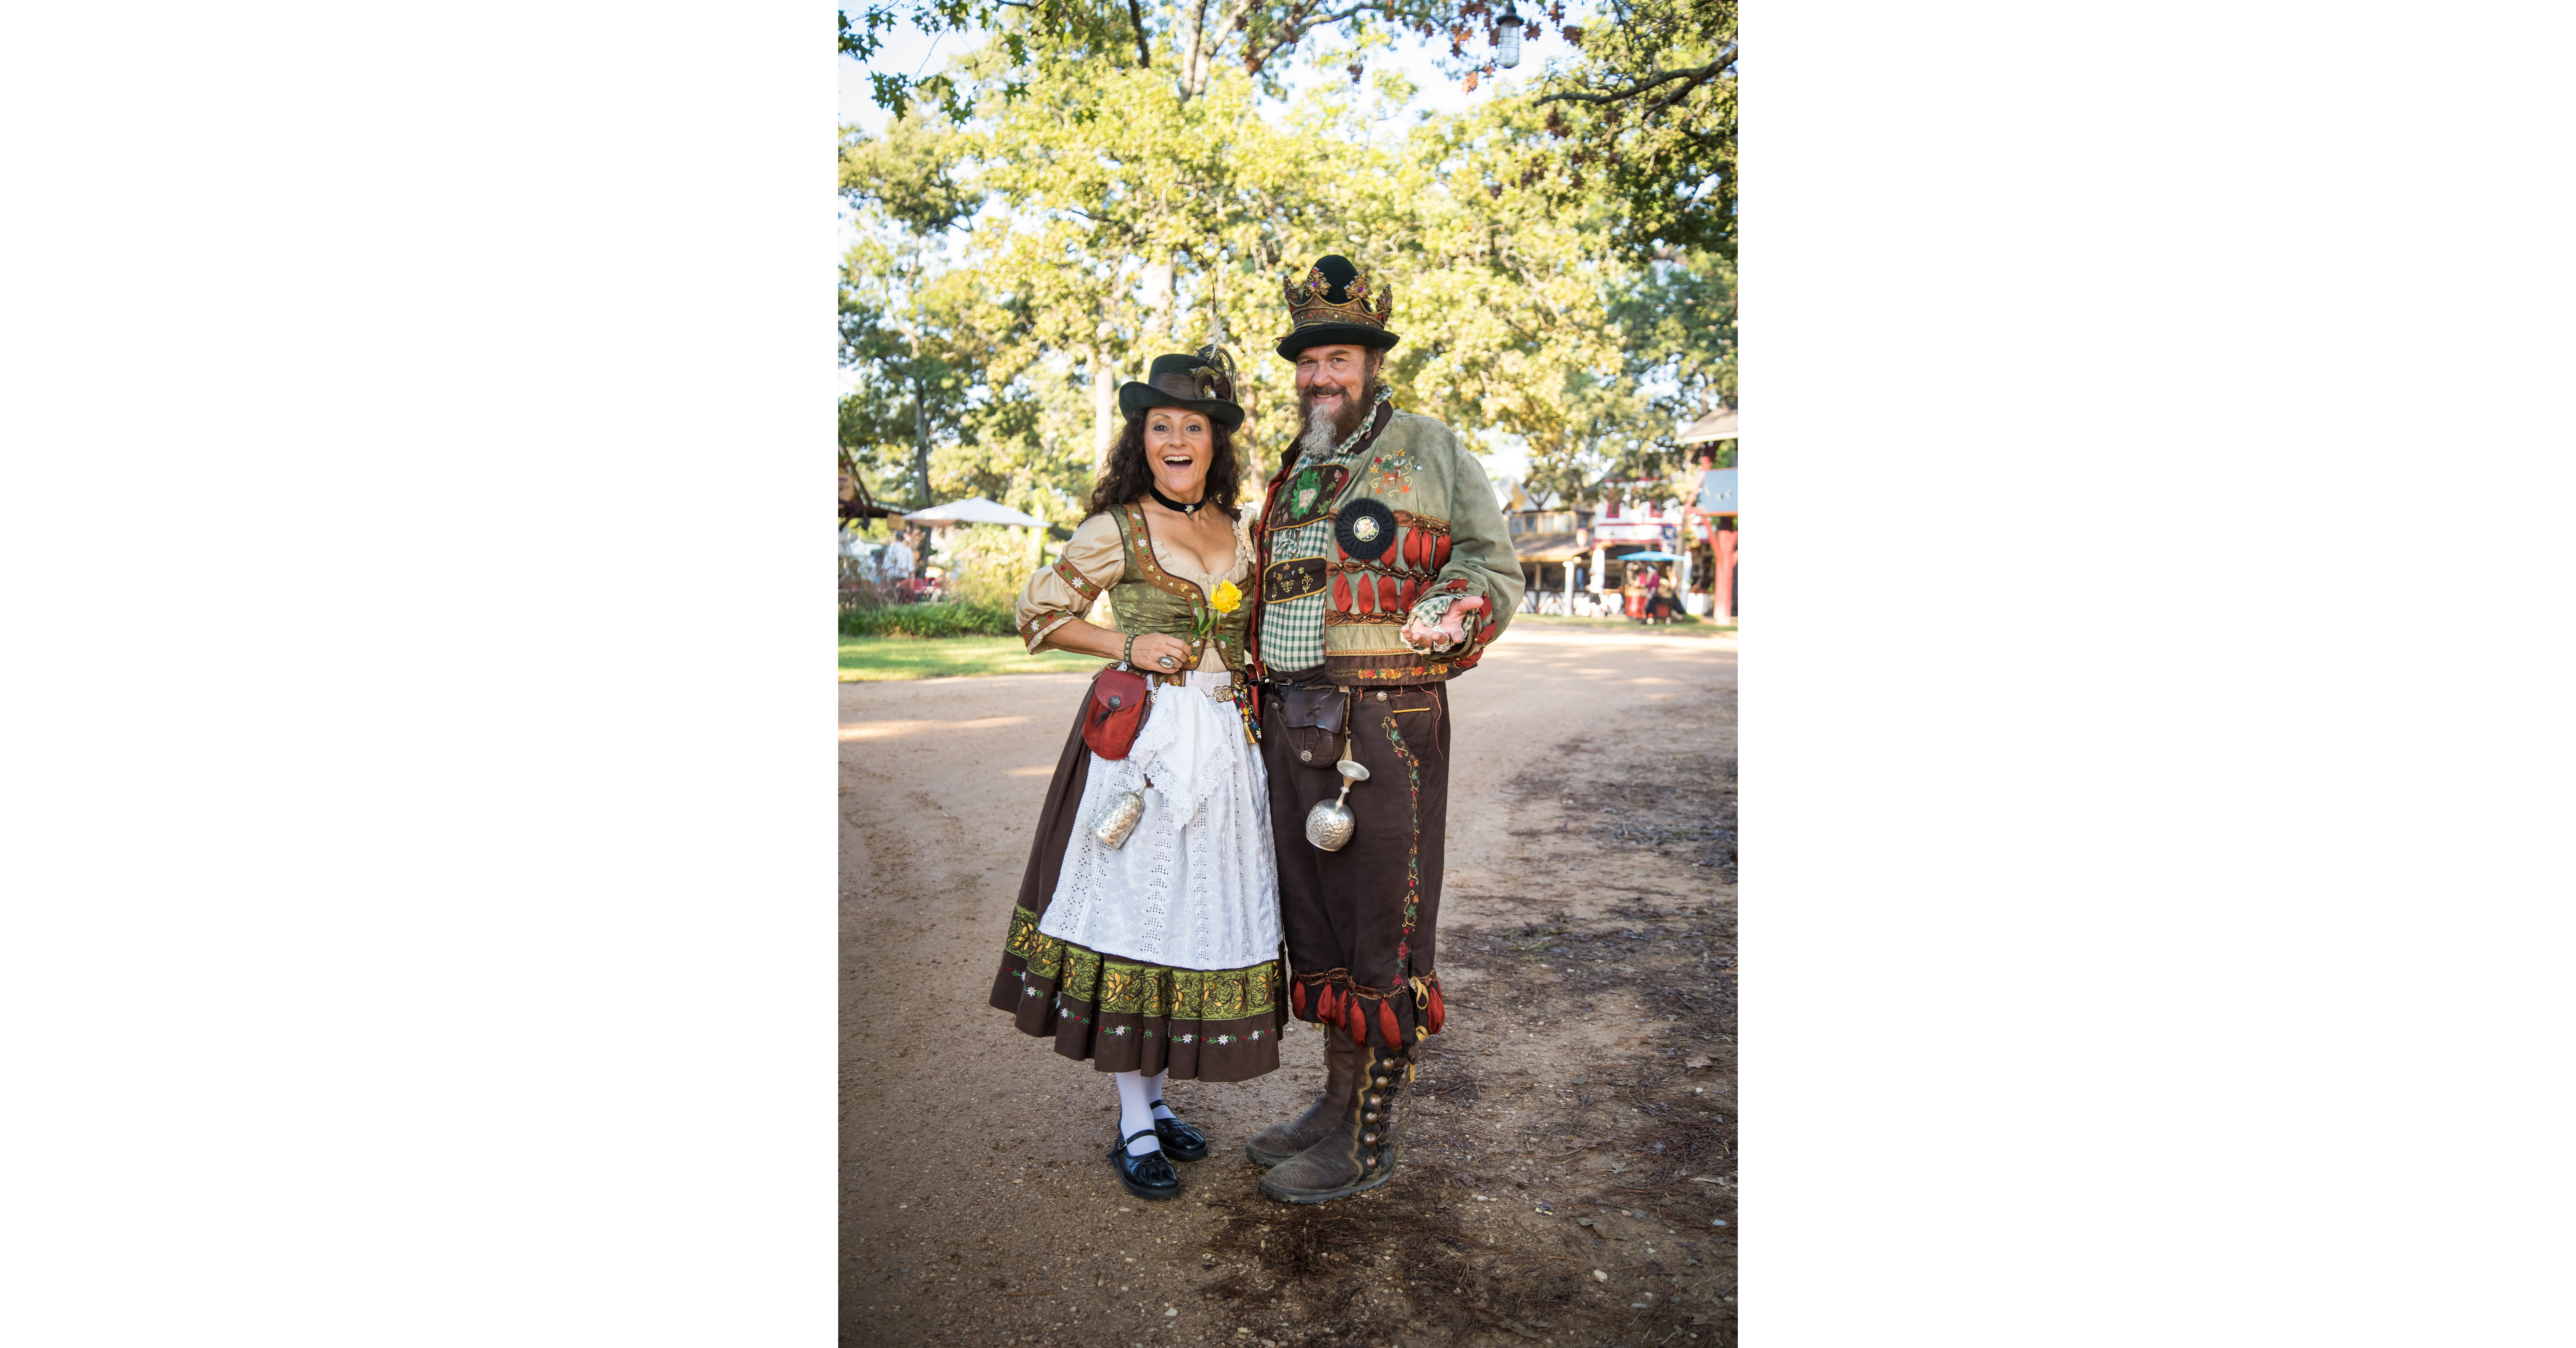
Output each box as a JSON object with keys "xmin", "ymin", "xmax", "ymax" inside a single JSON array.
[
  {"xmin": 1035, "ymin": 618, "xmax": 1194, "ymax": 670},
  {"xmin": 1128, "ymin": 631, "xmax": 1193, "ymax": 672}
]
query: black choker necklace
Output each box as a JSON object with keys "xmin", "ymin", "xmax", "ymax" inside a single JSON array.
[{"xmin": 1149, "ymin": 485, "xmax": 1207, "ymax": 515}]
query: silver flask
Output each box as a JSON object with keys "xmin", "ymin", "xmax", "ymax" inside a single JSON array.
[{"xmin": 1091, "ymin": 788, "xmax": 1145, "ymax": 850}]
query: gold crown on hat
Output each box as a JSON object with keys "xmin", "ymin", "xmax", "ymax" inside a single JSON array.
[{"xmin": 1282, "ymin": 263, "xmax": 1396, "ymax": 330}]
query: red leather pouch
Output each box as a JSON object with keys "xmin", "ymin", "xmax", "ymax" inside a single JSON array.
[{"xmin": 1081, "ymin": 664, "xmax": 1152, "ymax": 760}]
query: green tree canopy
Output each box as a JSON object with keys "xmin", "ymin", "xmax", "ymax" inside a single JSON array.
[{"xmin": 839, "ymin": 0, "xmax": 1735, "ymax": 524}]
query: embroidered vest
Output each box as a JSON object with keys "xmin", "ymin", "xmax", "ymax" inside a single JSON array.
[{"xmin": 1100, "ymin": 503, "xmax": 1248, "ymax": 679}]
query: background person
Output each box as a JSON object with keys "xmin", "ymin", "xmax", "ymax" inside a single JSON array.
[{"xmin": 879, "ymin": 529, "xmax": 916, "ymax": 591}]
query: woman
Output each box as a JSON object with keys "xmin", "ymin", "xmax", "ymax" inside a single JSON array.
[
  {"xmin": 1640, "ymin": 564, "xmax": 1669, "ymax": 625},
  {"xmin": 987, "ymin": 348, "xmax": 1282, "ymax": 1202}
]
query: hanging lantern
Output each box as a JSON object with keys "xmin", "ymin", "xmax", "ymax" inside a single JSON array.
[{"xmin": 1496, "ymin": 3, "xmax": 1525, "ymax": 68}]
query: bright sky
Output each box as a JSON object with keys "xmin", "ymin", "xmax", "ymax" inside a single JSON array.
[{"xmin": 837, "ymin": 9, "xmax": 1597, "ymax": 483}]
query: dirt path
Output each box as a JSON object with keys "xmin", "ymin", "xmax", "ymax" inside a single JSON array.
[{"xmin": 843, "ymin": 629, "xmax": 1738, "ymax": 1348}]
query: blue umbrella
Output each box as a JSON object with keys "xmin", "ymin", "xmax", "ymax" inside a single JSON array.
[{"xmin": 1615, "ymin": 550, "xmax": 1681, "ymax": 561}]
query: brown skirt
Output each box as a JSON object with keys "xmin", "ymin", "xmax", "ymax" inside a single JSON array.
[{"xmin": 985, "ymin": 695, "xmax": 1285, "ymax": 1081}]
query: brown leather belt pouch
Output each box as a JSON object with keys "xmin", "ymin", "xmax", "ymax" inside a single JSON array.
[
  {"xmin": 1274, "ymin": 684, "xmax": 1345, "ymax": 768},
  {"xmin": 1082, "ymin": 665, "xmax": 1151, "ymax": 760}
]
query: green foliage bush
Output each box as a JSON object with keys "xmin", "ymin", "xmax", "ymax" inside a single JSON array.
[
  {"xmin": 939, "ymin": 524, "xmax": 1043, "ymax": 609},
  {"xmin": 839, "ymin": 601, "xmax": 1019, "ymax": 639}
]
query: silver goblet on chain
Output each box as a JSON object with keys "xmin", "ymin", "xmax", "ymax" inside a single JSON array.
[{"xmin": 1305, "ymin": 741, "xmax": 1368, "ymax": 851}]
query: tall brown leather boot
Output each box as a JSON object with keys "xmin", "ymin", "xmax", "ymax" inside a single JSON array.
[
  {"xmin": 1257, "ymin": 1041, "xmax": 1413, "ymax": 1204},
  {"xmin": 1246, "ymin": 1026, "xmax": 1364, "ymax": 1166}
]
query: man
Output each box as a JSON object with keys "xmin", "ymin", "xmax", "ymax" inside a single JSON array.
[
  {"xmin": 1243, "ymin": 255, "xmax": 1524, "ymax": 1203},
  {"xmin": 879, "ymin": 529, "xmax": 917, "ymax": 588}
]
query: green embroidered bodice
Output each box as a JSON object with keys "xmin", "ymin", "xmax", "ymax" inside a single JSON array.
[{"xmin": 1105, "ymin": 503, "xmax": 1249, "ymax": 678}]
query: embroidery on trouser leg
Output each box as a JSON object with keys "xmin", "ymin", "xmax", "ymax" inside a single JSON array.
[{"xmin": 1384, "ymin": 715, "xmax": 1425, "ymax": 971}]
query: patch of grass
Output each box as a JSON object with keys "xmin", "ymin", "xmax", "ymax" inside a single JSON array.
[
  {"xmin": 1512, "ymin": 612, "xmax": 1734, "ymax": 635},
  {"xmin": 838, "ymin": 635, "xmax": 1102, "ymax": 682}
]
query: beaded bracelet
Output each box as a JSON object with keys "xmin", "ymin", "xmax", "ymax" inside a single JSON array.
[{"xmin": 1122, "ymin": 632, "xmax": 1136, "ymax": 667}]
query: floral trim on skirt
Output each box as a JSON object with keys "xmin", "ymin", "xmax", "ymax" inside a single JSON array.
[{"xmin": 989, "ymin": 905, "xmax": 1285, "ymax": 1081}]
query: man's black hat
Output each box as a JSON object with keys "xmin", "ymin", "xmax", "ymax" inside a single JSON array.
[
  {"xmin": 1276, "ymin": 254, "xmax": 1400, "ymax": 360},
  {"xmin": 1117, "ymin": 346, "xmax": 1245, "ymax": 429}
]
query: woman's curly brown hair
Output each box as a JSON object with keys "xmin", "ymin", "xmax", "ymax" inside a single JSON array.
[{"xmin": 1083, "ymin": 411, "xmax": 1244, "ymax": 520}]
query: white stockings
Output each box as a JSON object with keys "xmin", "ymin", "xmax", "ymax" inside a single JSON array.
[{"xmin": 1113, "ymin": 1071, "xmax": 1179, "ymax": 1156}]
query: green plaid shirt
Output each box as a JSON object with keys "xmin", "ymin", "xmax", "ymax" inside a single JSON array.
[{"xmin": 1255, "ymin": 515, "xmax": 1337, "ymax": 673}]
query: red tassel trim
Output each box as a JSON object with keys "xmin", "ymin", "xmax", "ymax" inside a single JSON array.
[
  {"xmin": 1377, "ymin": 574, "xmax": 1401, "ymax": 612},
  {"xmin": 1316, "ymin": 984, "xmax": 1339, "ymax": 1024},
  {"xmin": 1433, "ymin": 535, "xmax": 1452, "ymax": 568},
  {"xmin": 1377, "ymin": 999, "xmax": 1401, "ymax": 1046},
  {"xmin": 1290, "ymin": 978, "xmax": 1308, "ymax": 1018},
  {"xmin": 1425, "ymin": 982, "xmax": 1446, "ymax": 1034},
  {"xmin": 1354, "ymin": 570, "xmax": 1377, "ymax": 614},
  {"xmin": 1333, "ymin": 573, "xmax": 1350, "ymax": 611},
  {"xmin": 1344, "ymin": 997, "xmax": 1368, "ymax": 1043}
]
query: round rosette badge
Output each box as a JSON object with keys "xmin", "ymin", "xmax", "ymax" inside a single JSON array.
[{"xmin": 1333, "ymin": 498, "xmax": 1398, "ymax": 563}]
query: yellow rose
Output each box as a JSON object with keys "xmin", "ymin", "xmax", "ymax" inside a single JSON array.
[{"xmin": 1210, "ymin": 581, "xmax": 1243, "ymax": 614}]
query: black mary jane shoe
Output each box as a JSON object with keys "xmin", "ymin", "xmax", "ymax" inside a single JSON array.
[
  {"xmin": 1148, "ymin": 1101, "xmax": 1208, "ymax": 1163},
  {"xmin": 1110, "ymin": 1130, "xmax": 1181, "ymax": 1201}
]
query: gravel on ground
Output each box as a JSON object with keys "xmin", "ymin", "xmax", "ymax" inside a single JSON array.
[{"xmin": 843, "ymin": 627, "xmax": 1738, "ymax": 1348}]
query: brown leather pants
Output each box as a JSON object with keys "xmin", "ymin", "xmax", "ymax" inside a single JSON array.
[{"xmin": 1260, "ymin": 681, "xmax": 1450, "ymax": 1045}]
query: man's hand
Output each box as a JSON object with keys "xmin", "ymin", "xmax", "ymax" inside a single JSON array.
[{"xmin": 1401, "ymin": 595, "xmax": 1490, "ymax": 653}]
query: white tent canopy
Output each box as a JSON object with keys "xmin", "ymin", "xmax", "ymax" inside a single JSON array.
[
  {"xmin": 1677, "ymin": 407, "xmax": 1738, "ymax": 444},
  {"xmin": 903, "ymin": 496, "xmax": 1049, "ymax": 528}
]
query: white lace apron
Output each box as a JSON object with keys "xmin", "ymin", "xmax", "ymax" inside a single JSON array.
[{"xmin": 1037, "ymin": 669, "xmax": 1282, "ymax": 971}]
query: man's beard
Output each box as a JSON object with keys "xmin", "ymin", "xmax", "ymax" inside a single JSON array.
[{"xmin": 1297, "ymin": 377, "xmax": 1376, "ymax": 457}]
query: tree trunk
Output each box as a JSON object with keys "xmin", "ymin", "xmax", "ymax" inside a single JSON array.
[
  {"xmin": 1206, "ymin": 252, "xmax": 1229, "ymax": 349},
  {"xmin": 1140, "ymin": 255, "xmax": 1174, "ymax": 354},
  {"xmin": 1086, "ymin": 344, "xmax": 1119, "ymax": 472},
  {"xmin": 910, "ymin": 365, "xmax": 932, "ymax": 507},
  {"xmin": 1204, "ymin": 264, "xmax": 1263, "ymax": 481},
  {"xmin": 903, "ymin": 262, "xmax": 931, "ymax": 507},
  {"xmin": 1176, "ymin": 0, "xmax": 1212, "ymax": 101}
]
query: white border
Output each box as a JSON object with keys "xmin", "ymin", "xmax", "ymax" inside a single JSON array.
[
  {"xmin": 1753, "ymin": 0, "xmax": 2576, "ymax": 1342},
  {"xmin": 2, "ymin": 4, "xmax": 838, "ymax": 1342}
]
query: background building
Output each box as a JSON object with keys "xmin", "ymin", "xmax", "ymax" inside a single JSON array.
[{"xmin": 1678, "ymin": 408, "xmax": 1739, "ymax": 622}]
